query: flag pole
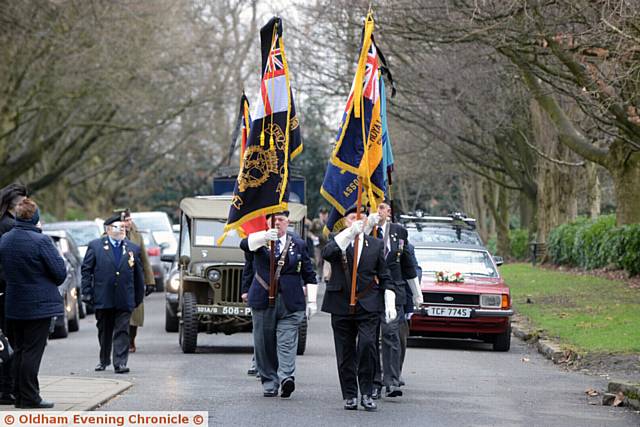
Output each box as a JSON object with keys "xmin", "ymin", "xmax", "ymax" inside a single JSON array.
[
  {"xmin": 269, "ymin": 215, "xmax": 276, "ymax": 307},
  {"xmin": 349, "ymin": 176, "xmax": 363, "ymax": 314}
]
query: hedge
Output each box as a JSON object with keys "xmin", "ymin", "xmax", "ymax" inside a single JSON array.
[
  {"xmin": 487, "ymin": 228, "xmax": 530, "ymax": 261},
  {"xmin": 547, "ymin": 215, "xmax": 640, "ymax": 276}
]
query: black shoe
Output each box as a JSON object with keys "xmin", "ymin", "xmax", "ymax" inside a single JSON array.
[
  {"xmin": 247, "ymin": 368, "xmax": 257, "ymax": 376},
  {"xmin": 385, "ymin": 386, "xmax": 403, "ymax": 398},
  {"xmin": 263, "ymin": 390, "xmax": 278, "ymax": 397},
  {"xmin": 280, "ymin": 377, "xmax": 295, "ymax": 398},
  {"xmin": 114, "ymin": 365, "xmax": 130, "ymax": 374},
  {"xmin": 0, "ymin": 393, "xmax": 16, "ymax": 405},
  {"xmin": 360, "ymin": 395, "xmax": 377, "ymax": 412},
  {"xmin": 371, "ymin": 386, "xmax": 382, "ymax": 400},
  {"xmin": 344, "ymin": 398, "xmax": 358, "ymax": 410},
  {"xmin": 95, "ymin": 363, "xmax": 108, "ymax": 371},
  {"xmin": 16, "ymin": 399, "xmax": 54, "ymax": 409}
]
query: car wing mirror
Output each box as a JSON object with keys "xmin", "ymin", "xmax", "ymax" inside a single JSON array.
[
  {"xmin": 494, "ymin": 256, "xmax": 504, "ymax": 266},
  {"xmin": 161, "ymin": 254, "xmax": 177, "ymax": 263}
]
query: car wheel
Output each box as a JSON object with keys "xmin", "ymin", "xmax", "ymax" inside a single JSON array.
[
  {"xmin": 51, "ymin": 309, "xmax": 69, "ymax": 339},
  {"xmin": 492, "ymin": 322, "xmax": 511, "ymax": 352},
  {"xmin": 179, "ymin": 292, "xmax": 198, "ymax": 353},
  {"xmin": 77, "ymin": 288, "xmax": 86, "ymax": 319},
  {"xmin": 68, "ymin": 297, "xmax": 80, "ymax": 332},
  {"xmin": 296, "ymin": 316, "xmax": 308, "ymax": 355},
  {"xmin": 165, "ymin": 302, "xmax": 179, "ymax": 333}
]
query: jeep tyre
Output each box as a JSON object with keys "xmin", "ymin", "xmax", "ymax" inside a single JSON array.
[
  {"xmin": 296, "ymin": 316, "xmax": 308, "ymax": 355},
  {"xmin": 492, "ymin": 322, "xmax": 511, "ymax": 352},
  {"xmin": 179, "ymin": 292, "xmax": 198, "ymax": 353},
  {"xmin": 51, "ymin": 306, "xmax": 69, "ymax": 339},
  {"xmin": 68, "ymin": 298, "xmax": 80, "ymax": 332},
  {"xmin": 165, "ymin": 303, "xmax": 179, "ymax": 332}
]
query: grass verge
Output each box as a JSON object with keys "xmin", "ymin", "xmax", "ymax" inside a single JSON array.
[{"xmin": 499, "ymin": 263, "xmax": 640, "ymax": 353}]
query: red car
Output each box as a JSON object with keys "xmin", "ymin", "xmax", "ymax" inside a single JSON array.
[{"xmin": 409, "ymin": 243, "xmax": 513, "ymax": 351}]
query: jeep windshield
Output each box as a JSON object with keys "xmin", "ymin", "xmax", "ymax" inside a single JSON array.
[
  {"xmin": 414, "ymin": 247, "xmax": 498, "ymax": 278},
  {"xmin": 193, "ymin": 219, "xmax": 242, "ymax": 247}
]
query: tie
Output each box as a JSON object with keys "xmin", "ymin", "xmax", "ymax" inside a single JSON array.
[
  {"xmin": 275, "ymin": 240, "xmax": 281, "ymax": 258},
  {"xmin": 377, "ymin": 226, "xmax": 384, "ymax": 240}
]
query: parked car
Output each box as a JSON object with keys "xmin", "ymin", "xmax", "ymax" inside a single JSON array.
[
  {"xmin": 400, "ymin": 212, "xmax": 484, "ymax": 246},
  {"xmin": 139, "ymin": 229, "xmax": 167, "ymax": 291},
  {"xmin": 164, "ymin": 196, "xmax": 309, "ymax": 355},
  {"xmin": 46, "ymin": 234, "xmax": 81, "ymax": 338},
  {"xmin": 43, "ymin": 230, "xmax": 86, "ymax": 319},
  {"xmin": 43, "ymin": 221, "xmax": 102, "ymax": 259},
  {"xmin": 409, "ymin": 243, "xmax": 512, "ymax": 351},
  {"xmin": 131, "ymin": 211, "xmax": 178, "ymax": 279}
]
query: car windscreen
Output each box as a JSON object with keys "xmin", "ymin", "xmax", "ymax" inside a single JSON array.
[
  {"xmin": 408, "ymin": 227, "xmax": 483, "ymax": 246},
  {"xmin": 139, "ymin": 231, "xmax": 155, "ymax": 247},
  {"xmin": 131, "ymin": 214, "xmax": 172, "ymax": 232},
  {"xmin": 58, "ymin": 225, "xmax": 101, "ymax": 246},
  {"xmin": 193, "ymin": 219, "xmax": 241, "ymax": 247},
  {"xmin": 414, "ymin": 248, "xmax": 498, "ymax": 278}
]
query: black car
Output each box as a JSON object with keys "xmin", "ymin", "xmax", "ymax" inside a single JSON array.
[
  {"xmin": 44, "ymin": 230, "xmax": 86, "ymax": 318},
  {"xmin": 400, "ymin": 212, "xmax": 484, "ymax": 247},
  {"xmin": 45, "ymin": 232, "xmax": 82, "ymax": 338}
]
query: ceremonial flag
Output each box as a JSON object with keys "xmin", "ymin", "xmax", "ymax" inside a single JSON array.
[
  {"xmin": 219, "ymin": 17, "xmax": 301, "ymax": 244},
  {"xmin": 320, "ymin": 12, "xmax": 388, "ymax": 228},
  {"xmin": 227, "ymin": 92, "xmax": 252, "ymax": 167},
  {"xmin": 380, "ymin": 77, "xmax": 394, "ymax": 191}
]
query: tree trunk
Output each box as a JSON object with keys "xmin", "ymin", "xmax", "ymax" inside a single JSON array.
[
  {"xmin": 585, "ymin": 162, "xmax": 601, "ymax": 218},
  {"xmin": 609, "ymin": 141, "xmax": 640, "ymax": 225},
  {"xmin": 484, "ymin": 179, "xmax": 510, "ymax": 256}
]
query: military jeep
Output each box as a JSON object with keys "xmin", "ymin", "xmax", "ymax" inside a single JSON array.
[{"xmin": 165, "ymin": 196, "xmax": 309, "ymax": 354}]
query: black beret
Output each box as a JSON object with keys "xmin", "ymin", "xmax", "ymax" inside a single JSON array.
[
  {"xmin": 104, "ymin": 213, "xmax": 123, "ymax": 226},
  {"xmin": 112, "ymin": 208, "xmax": 131, "ymax": 221},
  {"xmin": 266, "ymin": 210, "xmax": 289, "ymax": 219}
]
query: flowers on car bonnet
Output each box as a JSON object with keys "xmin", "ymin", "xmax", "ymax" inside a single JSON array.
[{"xmin": 436, "ymin": 271, "xmax": 464, "ymax": 283}]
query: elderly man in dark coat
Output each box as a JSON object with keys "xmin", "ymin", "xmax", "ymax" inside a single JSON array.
[
  {"xmin": 81, "ymin": 213, "xmax": 145, "ymax": 374},
  {"xmin": 0, "ymin": 197, "xmax": 66, "ymax": 409}
]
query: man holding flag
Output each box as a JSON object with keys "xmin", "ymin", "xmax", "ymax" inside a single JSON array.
[
  {"xmin": 319, "ymin": 12, "xmax": 398, "ymax": 411},
  {"xmin": 220, "ymin": 16, "xmax": 317, "ymax": 399}
]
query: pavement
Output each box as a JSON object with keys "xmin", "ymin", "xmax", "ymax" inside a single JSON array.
[{"xmin": 0, "ymin": 376, "xmax": 130, "ymax": 411}]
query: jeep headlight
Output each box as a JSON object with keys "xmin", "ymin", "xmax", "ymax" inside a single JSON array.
[
  {"xmin": 169, "ymin": 272, "xmax": 180, "ymax": 291},
  {"xmin": 207, "ymin": 269, "xmax": 221, "ymax": 283},
  {"xmin": 480, "ymin": 294, "xmax": 502, "ymax": 308}
]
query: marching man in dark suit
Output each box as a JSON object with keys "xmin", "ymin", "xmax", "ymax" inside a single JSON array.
[
  {"xmin": 81, "ymin": 214, "xmax": 145, "ymax": 374},
  {"xmin": 240, "ymin": 211, "xmax": 317, "ymax": 398},
  {"xmin": 321, "ymin": 205, "xmax": 396, "ymax": 412},
  {"xmin": 366, "ymin": 201, "xmax": 423, "ymax": 399}
]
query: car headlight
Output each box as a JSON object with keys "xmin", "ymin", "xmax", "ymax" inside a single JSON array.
[
  {"xmin": 169, "ymin": 273, "xmax": 180, "ymax": 291},
  {"xmin": 480, "ymin": 294, "xmax": 502, "ymax": 308},
  {"xmin": 207, "ymin": 269, "xmax": 221, "ymax": 283}
]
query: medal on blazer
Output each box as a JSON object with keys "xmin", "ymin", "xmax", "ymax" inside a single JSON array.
[{"xmin": 128, "ymin": 251, "xmax": 135, "ymax": 267}]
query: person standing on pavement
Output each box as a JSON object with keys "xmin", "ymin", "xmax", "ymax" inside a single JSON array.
[
  {"xmin": 365, "ymin": 201, "xmax": 423, "ymax": 400},
  {"xmin": 321, "ymin": 205, "xmax": 397, "ymax": 412},
  {"xmin": 81, "ymin": 213, "xmax": 145, "ymax": 374},
  {"xmin": 118, "ymin": 209, "xmax": 155, "ymax": 353},
  {"xmin": 309, "ymin": 207, "xmax": 330, "ymax": 283},
  {"xmin": 0, "ymin": 184, "xmax": 27, "ymax": 406},
  {"xmin": 0, "ymin": 198, "xmax": 66, "ymax": 409},
  {"xmin": 240, "ymin": 211, "xmax": 317, "ymax": 398}
]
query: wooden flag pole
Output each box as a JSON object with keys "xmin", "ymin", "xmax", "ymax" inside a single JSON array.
[
  {"xmin": 349, "ymin": 177, "xmax": 363, "ymax": 314},
  {"xmin": 268, "ymin": 215, "xmax": 276, "ymax": 307}
]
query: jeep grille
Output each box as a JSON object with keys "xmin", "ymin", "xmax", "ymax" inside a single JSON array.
[{"xmin": 218, "ymin": 266, "xmax": 245, "ymax": 305}]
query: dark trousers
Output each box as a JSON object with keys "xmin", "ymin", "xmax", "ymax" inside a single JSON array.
[
  {"xmin": 8, "ymin": 318, "xmax": 51, "ymax": 405},
  {"xmin": 0, "ymin": 292, "xmax": 14, "ymax": 396},
  {"xmin": 95, "ymin": 309, "xmax": 131, "ymax": 367},
  {"xmin": 374, "ymin": 305, "xmax": 404, "ymax": 388},
  {"xmin": 399, "ymin": 317, "xmax": 410, "ymax": 379},
  {"xmin": 330, "ymin": 307, "xmax": 379, "ymax": 399}
]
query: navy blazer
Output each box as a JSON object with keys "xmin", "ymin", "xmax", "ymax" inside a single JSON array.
[
  {"xmin": 0, "ymin": 221, "xmax": 66, "ymax": 320},
  {"xmin": 240, "ymin": 232, "xmax": 316, "ymax": 312},
  {"xmin": 378, "ymin": 223, "xmax": 418, "ymax": 305},
  {"xmin": 81, "ymin": 237, "xmax": 145, "ymax": 312}
]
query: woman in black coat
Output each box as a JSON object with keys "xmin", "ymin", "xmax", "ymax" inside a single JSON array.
[
  {"xmin": 0, "ymin": 197, "xmax": 66, "ymax": 409},
  {"xmin": 0, "ymin": 183, "xmax": 27, "ymax": 405}
]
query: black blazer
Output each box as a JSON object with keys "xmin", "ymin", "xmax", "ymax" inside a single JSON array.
[
  {"xmin": 379, "ymin": 223, "xmax": 418, "ymax": 304},
  {"xmin": 321, "ymin": 234, "xmax": 394, "ymax": 315}
]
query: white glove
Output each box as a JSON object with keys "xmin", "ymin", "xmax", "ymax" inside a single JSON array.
[
  {"xmin": 335, "ymin": 220, "xmax": 365, "ymax": 251},
  {"xmin": 364, "ymin": 213, "xmax": 381, "ymax": 235},
  {"xmin": 384, "ymin": 289, "xmax": 397, "ymax": 324},
  {"xmin": 265, "ymin": 228, "xmax": 279, "ymax": 242},
  {"xmin": 305, "ymin": 283, "xmax": 318, "ymax": 319},
  {"xmin": 408, "ymin": 277, "xmax": 423, "ymax": 307},
  {"xmin": 248, "ymin": 228, "xmax": 280, "ymax": 251}
]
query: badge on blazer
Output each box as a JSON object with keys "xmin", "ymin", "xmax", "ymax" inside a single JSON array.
[
  {"xmin": 296, "ymin": 261, "xmax": 302, "ymax": 273},
  {"xmin": 103, "ymin": 244, "xmax": 110, "ymax": 251},
  {"xmin": 128, "ymin": 251, "xmax": 135, "ymax": 268}
]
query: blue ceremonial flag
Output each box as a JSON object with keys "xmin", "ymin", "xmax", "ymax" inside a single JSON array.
[
  {"xmin": 380, "ymin": 77, "xmax": 394, "ymax": 192},
  {"xmin": 320, "ymin": 12, "xmax": 390, "ymax": 231},
  {"xmin": 219, "ymin": 17, "xmax": 301, "ymax": 244}
]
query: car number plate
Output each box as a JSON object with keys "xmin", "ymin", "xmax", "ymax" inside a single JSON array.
[
  {"xmin": 196, "ymin": 305, "xmax": 252, "ymax": 316},
  {"xmin": 426, "ymin": 306, "xmax": 471, "ymax": 318}
]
